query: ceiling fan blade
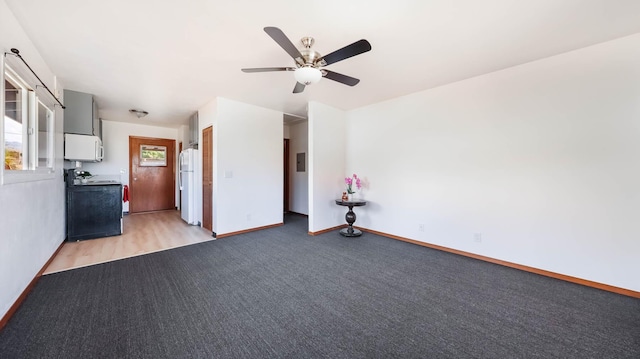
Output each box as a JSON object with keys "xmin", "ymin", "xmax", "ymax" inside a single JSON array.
[
  {"xmin": 319, "ymin": 39, "xmax": 371, "ymax": 66},
  {"xmin": 241, "ymin": 67, "xmax": 294, "ymax": 73},
  {"xmin": 323, "ymin": 70, "xmax": 360, "ymax": 86},
  {"xmin": 293, "ymin": 82, "xmax": 305, "ymax": 93},
  {"xmin": 264, "ymin": 27, "xmax": 303, "ymax": 60}
]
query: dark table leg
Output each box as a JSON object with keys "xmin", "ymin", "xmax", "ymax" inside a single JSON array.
[{"xmin": 340, "ymin": 204, "xmax": 362, "ymax": 237}]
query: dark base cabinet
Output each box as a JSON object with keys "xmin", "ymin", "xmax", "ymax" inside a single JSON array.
[{"xmin": 67, "ymin": 184, "xmax": 123, "ymax": 241}]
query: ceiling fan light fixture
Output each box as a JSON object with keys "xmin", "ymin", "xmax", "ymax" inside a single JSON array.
[
  {"xmin": 129, "ymin": 109, "xmax": 149, "ymax": 118},
  {"xmin": 294, "ymin": 66, "xmax": 322, "ymax": 85}
]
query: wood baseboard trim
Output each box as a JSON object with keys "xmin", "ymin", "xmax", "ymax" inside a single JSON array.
[
  {"xmin": 361, "ymin": 228, "xmax": 640, "ymax": 299},
  {"xmin": 217, "ymin": 223, "xmax": 284, "ymax": 238},
  {"xmin": 287, "ymin": 211, "xmax": 308, "ymax": 217},
  {"xmin": 308, "ymin": 224, "xmax": 347, "ymax": 236},
  {"xmin": 0, "ymin": 240, "xmax": 66, "ymax": 331}
]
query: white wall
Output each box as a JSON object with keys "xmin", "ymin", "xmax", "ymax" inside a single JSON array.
[
  {"xmin": 80, "ymin": 120, "xmax": 179, "ymax": 213},
  {"xmin": 200, "ymin": 97, "xmax": 283, "ymax": 235},
  {"xmin": 289, "ymin": 120, "xmax": 308, "ymax": 215},
  {"xmin": 308, "ymin": 102, "xmax": 346, "ymax": 232},
  {"xmin": 0, "ymin": 0, "xmax": 66, "ymax": 320},
  {"xmin": 346, "ymin": 33, "xmax": 640, "ymax": 292}
]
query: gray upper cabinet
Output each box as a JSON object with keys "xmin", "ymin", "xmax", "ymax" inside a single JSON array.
[
  {"xmin": 64, "ymin": 89, "xmax": 101, "ymax": 139},
  {"xmin": 188, "ymin": 112, "xmax": 198, "ymax": 148}
]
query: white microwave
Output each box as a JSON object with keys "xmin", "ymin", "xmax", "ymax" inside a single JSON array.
[{"xmin": 64, "ymin": 134, "xmax": 104, "ymax": 162}]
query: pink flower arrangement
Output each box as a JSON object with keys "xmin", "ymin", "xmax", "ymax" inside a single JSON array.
[{"xmin": 345, "ymin": 173, "xmax": 362, "ymax": 194}]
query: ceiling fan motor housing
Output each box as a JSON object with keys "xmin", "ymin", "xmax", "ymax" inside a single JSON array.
[{"xmin": 298, "ymin": 47, "xmax": 322, "ymax": 67}]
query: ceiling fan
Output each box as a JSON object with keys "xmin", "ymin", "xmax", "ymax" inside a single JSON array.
[{"xmin": 241, "ymin": 27, "xmax": 372, "ymax": 93}]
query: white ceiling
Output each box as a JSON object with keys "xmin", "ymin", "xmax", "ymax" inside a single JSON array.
[{"xmin": 6, "ymin": 0, "xmax": 640, "ymax": 127}]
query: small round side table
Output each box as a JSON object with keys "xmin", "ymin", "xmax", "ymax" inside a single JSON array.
[{"xmin": 335, "ymin": 199, "xmax": 367, "ymax": 237}]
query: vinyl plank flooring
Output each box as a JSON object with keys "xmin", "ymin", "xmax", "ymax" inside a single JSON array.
[{"xmin": 44, "ymin": 210, "xmax": 213, "ymax": 274}]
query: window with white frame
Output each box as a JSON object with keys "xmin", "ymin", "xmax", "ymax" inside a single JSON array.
[{"xmin": 2, "ymin": 64, "xmax": 55, "ymax": 183}]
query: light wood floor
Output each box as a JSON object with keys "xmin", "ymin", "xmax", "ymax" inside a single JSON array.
[{"xmin": 44, "ymin": 210, "xmax": 214, "ymax": 275}]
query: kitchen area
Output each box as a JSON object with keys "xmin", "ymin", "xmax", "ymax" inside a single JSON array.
[
  {"xmin": 63, "ymin": 89, "xmax": 124, "ymax": 242},
  {"xmin": 47, "ymin": 90, "xmax": 212, "ymax": 274}
]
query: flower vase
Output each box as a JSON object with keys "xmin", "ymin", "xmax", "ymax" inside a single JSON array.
[{"xmin": 348, "ymin": 193, "xmax": 354, "ymax": 201}]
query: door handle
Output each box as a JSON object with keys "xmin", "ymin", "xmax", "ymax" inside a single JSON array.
[{"xmin": 133, "ymin": 178, "xmax": 137, "ymax": 181}]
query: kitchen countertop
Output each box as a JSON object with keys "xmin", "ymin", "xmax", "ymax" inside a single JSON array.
[{"xmin": 76, "ymin": 180, "xmax": 122, "ymax": 186}]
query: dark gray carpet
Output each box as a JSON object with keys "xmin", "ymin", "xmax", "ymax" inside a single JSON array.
[{"xmin": 1, "ymin": 214, "xmax": 639, "ymax": 358}]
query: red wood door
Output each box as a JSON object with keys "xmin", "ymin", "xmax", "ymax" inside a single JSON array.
[
  {"xmin": 202, "ymin": 126, "xmax": 213, "ymax": 231},
  {"xmin": 129, "ymin": 136, "xmax": 176, "ymax": 213}
]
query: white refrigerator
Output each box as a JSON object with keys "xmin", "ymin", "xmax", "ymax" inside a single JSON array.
[{"xmin": 179, "ymin": 148, "xmax": 199, "ymax": 225}]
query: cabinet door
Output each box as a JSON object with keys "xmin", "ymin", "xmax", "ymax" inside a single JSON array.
[
  {"xmin": 189, "ymin": 113, "xmax": 199, "ymax": 146},
  {"xmin": 67, "ymin": 185, "xmax": 122, "ymax": 241},
  {"xmin": 63, "ymin": 89, "xmax": 94, "ymax": 135},
  {"xmin": 92, "ymin": 99, "xmax": 102, "ymax": 139}
]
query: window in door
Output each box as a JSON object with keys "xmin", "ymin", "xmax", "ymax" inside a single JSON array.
[{"xmin": 140, "ymin": 145, "xmax": 167, "ymax": 167}]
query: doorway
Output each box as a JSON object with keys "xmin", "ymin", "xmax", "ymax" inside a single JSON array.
[
  {"xmin": 178, "ymin": 141, "xmax": 183, "ymax": 209},
  {"xmin": 129, "ymin": 136, "xmax": 176, "ymax": 213},
  {"xmin": 202, "ymin": 126, "xmax": 213, "ymax": 231},
  {"xmin": 284, "ymin": 138, "xmax": 290, "ymax": 213}
]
